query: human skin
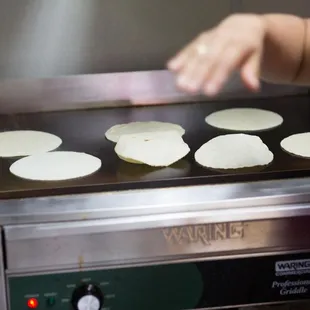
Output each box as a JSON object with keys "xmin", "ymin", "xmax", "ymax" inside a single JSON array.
[{"xmin": 167, "ymin": 14, "xmax": 310, "ymax": 96}]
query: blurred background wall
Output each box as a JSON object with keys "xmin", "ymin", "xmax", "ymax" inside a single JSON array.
[{"xmin": 0, "ymin": 0, "xmax": 308, "ymax": 79}]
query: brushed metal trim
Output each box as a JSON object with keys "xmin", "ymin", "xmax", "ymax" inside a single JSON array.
[
  {"xmin": 6, "ymin": 249, "xmax": 310, "ymax": 276},
  {"xmin": 4, "ymin": 204, "xmax": 310, "ymax": 241},
  {"xmin": 2, "ymin": 177, "xmax": 310, "ymax": 226},
  {"xmin": 0, "ymin": 70, "xmax": 307, "ymax": 114},
  {"xmin": 5, "ymin": 217, "xmax": 310, "ymax": 270}
]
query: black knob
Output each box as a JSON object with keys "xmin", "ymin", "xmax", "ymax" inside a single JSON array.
[{"xmin": 71, "ymin": 283, "xmax": 104, "ymax": 310}]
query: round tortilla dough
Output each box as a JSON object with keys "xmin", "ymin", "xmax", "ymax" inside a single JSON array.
[
  {"xmin": 195, "ymin": 134, "xmax": 273, "ymax": 169},
  {"xmin": 115, "ymin": 131, "xmax": 190, "ymax": 167},
  {"xmin": 205, "ymin": 108, "xmax": 283, "ymax": 132},
  {"xmin": 281, "ymin": 132, "xmax": 310, "ymax": 158},
  {"xmin": 0, "ymin": 130, "xmax": 62, "ymax": 157},
  {"xmin": 105, "ymin": 121, "xmax": 185, "ymax": 143},
  {"xmin": 10, "ymin": 151, "xmax": 101, "ymax": 181}
]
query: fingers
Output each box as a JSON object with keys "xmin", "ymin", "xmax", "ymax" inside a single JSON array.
[
  {"xmin": 202, "ymin": 46, "xmax": 246, "ymax": 96},
  {"xmin": 167, "ymin": 15, "xmax": 266, "ymax": 96},
  {"xmin": 170, "ymin": 42, "xmax": 262, "ymax": 96},
  {"xmin": 168, "ymin": 31, "xmax": 231, "ymax": 94},
  {"xmin": 173, "ymin": 33, "xmax": 224, "ymax": 93},
  {"xmin": 179, "ymin": 42, "xmax": 226, "ymax": 94},
  {"xmin": 174, "ymin": 48, "xmax": 203, "ymax": 93},
  {"xmin": 170, "ymin": 40, "xmax": 259, "ymax": 96},
  {"xmin": 167, "ymin": 42, "xmax": 194, "ymax": 72},
  {"xmin": 240, "ymin": 51, "xmax": 262, "ymax": 91}
]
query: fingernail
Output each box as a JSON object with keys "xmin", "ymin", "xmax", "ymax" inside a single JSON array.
[
  {"xmin": 189, "ymin": 81, "xmax": 199, "ymax": 92},
  {"xmin": 246, "ymin": 71, "xmax": 260, "ymax": 90},
  {"xmin": 250, "ymin": 77, "xmax": 260, "ymax": 90},
  {"xmin": 167, "ymin": 59, "xmax": 179, "ymax": 70},
  {"xmin": 177, "ymin": 76, "xmax": 199, "ymax": 92},
  {"xmin": 177, "ymin": 75, "xmax": 188, "ymax": 87},
  {"xmin": 205, "ymin": 83, "xmax": 218, "ymax": 96}
]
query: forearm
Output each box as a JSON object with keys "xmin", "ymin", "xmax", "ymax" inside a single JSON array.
[{"xmin": 261, "ymin": 14, "xmax": 309, "ymax": 85}]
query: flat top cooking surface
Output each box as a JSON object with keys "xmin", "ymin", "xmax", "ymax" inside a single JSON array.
[{"xmin": 0, "ymin": 94, "xmax": 310, "ymax": 199}]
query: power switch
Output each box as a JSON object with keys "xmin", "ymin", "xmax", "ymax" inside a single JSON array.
[{"xmin": 46, "ymin": 297, "xmax": 56, "ymax": 307}]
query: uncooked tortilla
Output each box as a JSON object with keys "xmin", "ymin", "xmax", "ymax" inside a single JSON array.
[
  {"xmin": 105, "ymin": 121, "xmax": 185, "ymax": 143},
  {"xmin": 10, "ymin": 151, "xmax": 101, "ymax": 181},
  {"xmin": 0, "ymin": 130, "xmax": 62, "ymax": 157},
  {"xmin": 115, "ymin": 131, "xmax": 190, "ymax": 167},
  {"xmin": 281, "ymin": 132, "xmax": 310, "ymax": 158},
  {"xmin": 195, "ymin": 134, "xmax": 273, "ymax": 169},
  {"xmin": 205, "ymin": 108, "xmax": 283, "ymax": 132}
]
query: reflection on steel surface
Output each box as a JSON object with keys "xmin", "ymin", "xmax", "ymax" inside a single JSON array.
[
  {"xmin": 0, "ymin": 0, "xmax": 230, "ymax": 78},
  {"xmin": 2, "ymin": 176, "xmax": 310, "ymax": 226},
  {"xmin": 241, "ymin": 302, "xmax": 310, "ymax": 309},
  {"xmin": 0, "ymin": 70, "xmax": 306, "ymax": 113},
  {"xmin": 4, "ymin": 217, "xmax": 310, "ymax": 271}
]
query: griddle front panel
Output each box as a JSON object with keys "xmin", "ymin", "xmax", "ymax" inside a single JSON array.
[{"xmin": 8, "ymin": 252, "xmax": 310, "ymax": 309}]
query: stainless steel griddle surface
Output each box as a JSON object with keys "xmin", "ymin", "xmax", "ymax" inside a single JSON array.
[{"xmin": 0, "ymin": 94, "xmax": 310, "ymax": 199}]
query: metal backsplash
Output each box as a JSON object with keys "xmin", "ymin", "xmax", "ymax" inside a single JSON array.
[
  {"xmin": 0, "ymin": 0, "xmax": 230, "ymax": 79},
  {"xmin": 0, "ymin": 0, "xmax": 308, "ymax": 111},
  {"xmin": 0, "ymin": 0, "xmax": 309, "ymax": 79}
]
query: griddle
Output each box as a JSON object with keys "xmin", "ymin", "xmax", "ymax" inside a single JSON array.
[{"xmin": 0, "ymin": 94, "xmax": 310, "ymax": 199}]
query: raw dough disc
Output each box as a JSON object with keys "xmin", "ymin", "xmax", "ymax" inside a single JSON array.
[
  {"xmin": 195, "ymin": 134, "xmax": 273, "ymax": 169},
  {"xmin": 205, "ymin": 108, "xmax": 283, "ymax": 132},
  {"xmin": 281, "ymin": 132, "xmax": 310, "ymax": 158},
  {"xmin": 10, "ymin": 151, "xmax": 101, "ymax": 181},
  {"xmin": 0, "ymin": 130, "xmax": 62, "ymax": 157},
  {"xmin": 105, "ymin": 121, "xmax": 185, "ymax": 143},
  {"xmin": 115, "ymin": 131, "xmax": 190, "ymax": 167}
]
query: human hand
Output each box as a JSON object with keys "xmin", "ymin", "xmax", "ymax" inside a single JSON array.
[{"xmin": 167, "ymin": 14, "xmax": 267, "ymax": 96}]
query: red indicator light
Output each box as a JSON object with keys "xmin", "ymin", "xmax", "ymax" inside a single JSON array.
[{"xmin": 27, "ymin": 298, "xmax": 38, "ymax": 309}]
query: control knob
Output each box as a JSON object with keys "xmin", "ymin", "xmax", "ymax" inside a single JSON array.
[{"xmin": 71, "ymin": 284, "xmax": 104, "ymax": 310}]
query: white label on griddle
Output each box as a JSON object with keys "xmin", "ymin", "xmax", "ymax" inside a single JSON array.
[
  {"xmin": 271, "ymin": 279, "xmax": 310, "ymax": 296},
  {"xmin": 275, "ymin": 259, "xmax": 310, "ymax": 276}
]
